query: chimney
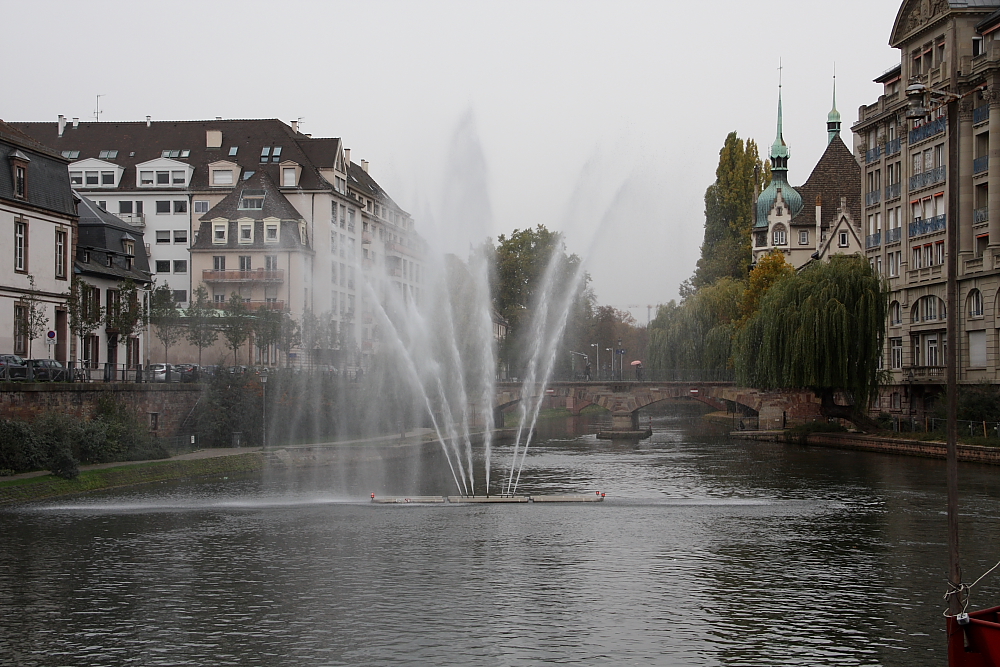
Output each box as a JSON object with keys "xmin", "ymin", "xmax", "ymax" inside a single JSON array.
[
  {"xmin": 206, "ymin": 129, "xmax": 222, "ymax": 148},
  {"xmin": 344, "ymin": 148, "xmax": 351, "ymax": 166},
  {"xmin": 58, "ymin": 115, "xmax": 66, "ymax": 137},
  {"xmin": 216, "ymin": 116, "xmax": 222, "ymax": 120},
  {"xmin": 146, "ymin": 115, "xmax": 151, "ymax": 128},
  {"xmin": 290, "ymin": 120, "xmax": 298, "ymax": 133},
  {"xmin": 361, "ymin": 159, "xmax": 369, "ymax": 173},
  {"xmin": 72, "ymin": 117, "xmax": 79, "ymax": 129}
]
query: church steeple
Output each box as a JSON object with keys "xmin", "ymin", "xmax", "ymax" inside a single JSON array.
[
  {"xmin": 770, "ymin": 79, "xmax": 790, "ymax": 172},
  {"xmin": 827, "ymin": 67, "xmax": 842, "ymax": 144},
  {"xmin": 755, "ymin": 70, "xmax": 804, "ymax": 228}
]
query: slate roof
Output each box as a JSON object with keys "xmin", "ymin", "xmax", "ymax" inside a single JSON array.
[
  {"xmin": 8, "ymin": 119, "xmax": 341, "ymax": 193},
  {"xmin": 0, "ymin": 119, "xmax": 77, "ymax": 217},
  {"xmin": 192, "ymin": 171, "xmax": 309, "ymax": 251},
  {"xmin": 75, "ymin": 195, "xmax": 151, "ymax": 283},
  {"xmin": 790, "ymin": 135, "xmax": 862, "ymax": 230}
]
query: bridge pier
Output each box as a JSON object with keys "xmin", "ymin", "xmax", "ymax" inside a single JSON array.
[{"xmin": 611, "ymin": 412, "xmax": 639, "ymax": 431}]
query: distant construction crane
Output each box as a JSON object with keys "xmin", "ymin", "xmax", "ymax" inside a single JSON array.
[{"xmin": 613, "ymin": 304, "xmax": 656, "ymax": 326}]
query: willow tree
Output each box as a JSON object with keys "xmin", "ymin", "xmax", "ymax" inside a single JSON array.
[
  {"xmin": 734, "ymin": 255, "xmax": 888, "ymax": 429},
  {"xmin": 648, "ymin": 277, "xmax": 743, "ymax": 373}
]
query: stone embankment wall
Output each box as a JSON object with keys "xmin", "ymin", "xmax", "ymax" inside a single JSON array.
[
  {"xmin": 735, "ymin": 430, "xmax": 1000, "ymax": 465},
  {"xmin": 0, "ymin": 383, "xmax": 203, "ymax": 437}
]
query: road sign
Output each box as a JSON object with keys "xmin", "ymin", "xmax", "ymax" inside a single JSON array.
[{"xmin": 46, "ymin": 330, "xmax": 56, "ymax": 344}]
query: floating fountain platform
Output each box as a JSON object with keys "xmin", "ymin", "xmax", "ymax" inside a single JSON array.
[{"xmin": 371, "ymin": 494, "xmax": 604, "ymax": 504}]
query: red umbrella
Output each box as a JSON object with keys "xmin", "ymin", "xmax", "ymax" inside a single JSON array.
[{"xmin": 630, "ymin": 360, "xmax": 642, "ymax": 366}]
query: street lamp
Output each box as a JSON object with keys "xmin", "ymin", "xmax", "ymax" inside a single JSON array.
[
  {"xmin": 590, "ymin": 343, "xmax": 599, "ymax": 381},
  {"xmin": 605, "ymin": 348, "xmax": 612, "ymax": 379},
  {"xmin": 260, "ymin": 370, "xmax": 267, "ymax": 449},
  {"xmin": 618, "ymin": 338, "xmax": 623, "ymax": 380}
]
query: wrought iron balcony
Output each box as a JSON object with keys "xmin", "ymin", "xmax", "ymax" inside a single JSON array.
[
  {"xmin": 909, "ymin": 165, "xmax": 946, "ymax": 191},
  {"xmin": 866, "ymin": 232, "xmax": 882, "ymax": 249},
  {"xmin": 909, "ymin": 214, "xmax": 946, "ymax": 238},
  {"xmin": 886, "ymin": 137, "xmax": 901, "ymax": 157},
  {"xmin": 974, "ymin": 105, "xmax": 990, "ymax": 125},
  {"xmin": 202, "ymin": 269, "xmax": 285, "ymax": 283},
  {"xmin": 975, "ymin": 207, "xmax": 989, "ymax": 224},
  {"xmin": 866, "ymin": 190, "xmax": 881, "ymax": 207},
  {"xmin": 885, "ymin": 182, "xmax": 901, "ymax": 200},
  {"xmin": 865, "ymin": 145, "xmax": 882, "ymax": 164},
  {"xmin": 908, "ymin": 116, "xmax": 947, "ymax": 145},
  {"xmin": 974, "ymin": 155, "xmax": 989, "ymax": 174},
  {"xmin": 886, "ymin": 227, "xmax": 902, "ymax": 244},
  {"xmin": 114, "ymin": 213, "xmax": 145, "ymax": 228}
]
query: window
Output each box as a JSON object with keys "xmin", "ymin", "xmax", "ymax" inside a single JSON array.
[
  {"xmin": 213, "ymin": 256, "xmax": 226, "ymax": 271},
  {"xmin": 927, "ymin": 336, "xmax": 939, "ymax": 366},
  {"xmin": 839, "ymin": 232, "xmax": 849, "ymax": 247},
  {"xmin": 890, "ymin": 301, "xmax": 901, "ymax": 325},
  {"xmin": 890, "ymin": 338, "xmax": 903, "ymax": 369},
  {"xmin": 101, "ymin": 171, "xmax": 114, "ymax": 185},
  {"xmin": 228, "ymin": 146, "xmax": 239, "ymax": 156},
  {"xmin": 194, "ymin": 200, "xmax": 209, "ymax": 214},
  {"xmin": 213, "ymin": 223, "xmax": 227, "ymax": 243},
  {"xmin": 13, "ymin": 164, "xmax": 27, "ymax": 198},
  {"xmin": 173, "ymin": 260, "xmax": 187, "ymax": 273},
  {"xmin": 55, "ymin": 230, "xmax": 66, "ymax": 279},
  {"xmin": 214, "ymin": 293, "xmax": 225, "ymax": 304},
  {"xmin": 892, "ymin": 391, "xmax": 902, "ymax": 410},
  {"xmin": 798, "ymin": 230, "xmax": 809, "ymax": 245},
  {"xmin": 14, "ymin": 220, "xmax": 27, "ymax": 272},
  {"xmin": 970, "ymin": 330, "xmax": 987, "ymax": 367},
  {"xmin": 140, "ymin": 171, "xmax": 153, "ymax": 185},
  {"xmin": 156, "ymin": 201, "xmax": 170, "ymax": 214},
  {"xmin": 239, "ymin": 223, "xmax": 253, "ymax": 243},
  {"xmin": 61, "ymin": 150, "xmax": 80, "ymax": 159},
  {"xmin": 771, "ymin": 227, "xmax": 786, "ymax": 246},
  {"xmin": 974, "ymin": 36, "xmax": 985, "ymax": 57},
  {"xmin": 260, "ymin": 147, "xmax": 271, "ymax": 163},
  {"xmin": 70, "ymin": 171, "xmax": 82, "ymax": 185},
  {"xmin": 156, "ymin": 171, "xmax": 170, "ymax": 185},
  {"xmin": 155, "ymin": 260, "xmax": 170, "ymax": 272},
  {"xmin": 172, "ymin": 171, "xmax": 185, "ymax": 185},
  {"xmin": 173, "ymin": 200, "xmax": 187, "ymax": 214},
  {"xmin": 912, "ymin": 246, "xmax": 923, "ymax": 269},
  {"xmin": 172, "ymin": 290, "xmax": 187, "ymax": 303},
  {"xmin": 271, "ymin": 147, "xmax": 282, "ymax": 162},
  {"xmin": 238, "ymin": 189, "xmax": 265, "ymax": 209},
  {"xmin": 155, "ymin": 230, "xmax": 171, "ymax": 244},
  {"xmin": 118, "ymin": 201, "xmax": 133, "ymax": 214},
  {"xmin": 265, "ymin": 255, "xmax": 278, "ymax": 271},
  {"xmin": 98, "ymin": 150, "xmax": 118, "ymax": 159},
  {"xmin": 266, "ymin": 223, "xmax": 278, "ymax": 242},
  {"xmin": 282, "ymin": 167, "xmax": 296, "ymax": 187},
  {"xmin": 86, "ymin": 171, "xmax": 99, "ymax": 185},
  {"xmin": 239, "ymin": 256, "xmax": 252, "ymax": 271},
  {"xmin": 969, "ymin": 289, "xmax": 984, "ymax": 317},
  {"xmin": 13, "ymin": 304, "xmax": 26, "ymax": 355},
  {"xmin": 98, "ymin": 201, "xmax": 107, "ymax": 211},
  {"xmin": 213, "ymin": 169, "xmax": 234, "ymax": 186},
  {"xmin": 173, "ymin": 230, "xmax": 187, "ymax": 244},
  {"xmin": 347, "ymin": 209, "xmax": 354, "ymax": 230},
  {"xmin": 936, "ymin": 241, "xmax": 945, "ymax": 265}
]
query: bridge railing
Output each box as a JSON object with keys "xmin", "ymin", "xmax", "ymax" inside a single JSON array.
[{"xmin": 552, "ymin": 369, "xmax": 735, "ymax": 383}]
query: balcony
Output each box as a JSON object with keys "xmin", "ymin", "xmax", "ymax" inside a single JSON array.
[
  {"xmin": 866, "ymin": 232, "xmax": 882, "ymax": 249},
  {"xmin": 975, "ymin": 155, "xmax": 989, "ymax": 175},
  {"xmin": 909, "ymin": 116, "xmax": 947, "ymax": 145},
  {"xmin": 385, "ymin": 241, "xmax": 423, "ymax": 260},
  {"xmin": 909, "ymin": 365, "xmax": 945, "ymax": 382},
  {"xmin": 909, "ymin": 165, "xmax": 946, "ymax": 191},
  {"xmin": 222, "ymin": 300, "xmax": 285, "ymax": 312},
  {"xmin": 362, "ymin": 231, "xmax": 373, "ymax": 245},
  {"xmin": 974, "ymin": 105, "xmax": 990, "ymax": 125},
  {"xmin": 866, "ymin": 190, "xmax": 881, "ymax": 207},
  {"xmin": 114, "ymin": 213, "xmax": 145, "ymax": 228},
  {"xmin": 975, "ymin": 207, "xmax": 989, "ymax": 224},
  {"xmin": 886, "ymin": 137, "xmax": 902, "ymax": 157},
  {"xmin": 909, "ymin": 214, "xmax": 946, "ymax": 238},
  {"xmin": 886, "ymin": 227, "xmax": 903, "ymax": 244},
  {"xmin": 885, "ymin": 182, "xmax": 901, "ymax": 200},
  {"xmin": 865, "ymin": 145, "xmax": 882, "ymax": 164},
  {"xmin": 202, "ymin": 269, "xmax": 285, "ymax": 283},
  {"xmin": 966, "ymin": 257, "xmax": 984, "ymax": 274}
]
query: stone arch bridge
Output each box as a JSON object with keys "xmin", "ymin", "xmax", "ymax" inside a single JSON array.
[{"xmin": 494, "ymin": 381, "xmax": 824, "ymax": 432}]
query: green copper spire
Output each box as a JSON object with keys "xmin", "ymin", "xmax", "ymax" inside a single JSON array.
[
  {"xmin": 828, "ymin": 67, "xmax": 842, "ymax": 144},
  {"xmin": 770, "ymin": 79, "xmax": 790, "ymax": 168},
  {"xmin": 756, "ymin": 67, "xmax": 803, "ymax": 228}
]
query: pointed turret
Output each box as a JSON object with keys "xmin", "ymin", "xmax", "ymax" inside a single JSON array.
[
  {"xmin": 827, "ymin": 73, "xmax": 842, "ymax": 144},
  {"xmin": 756, "ymin": 82, "xmax": 803, "ymax": 228}
]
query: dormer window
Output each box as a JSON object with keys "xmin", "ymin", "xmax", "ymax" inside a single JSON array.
[
  {"xmin": 239, "ymin": 222, "xmax": 253, "ymax": 244},
  {"xmin": 213, "ymin": 223, "xmax": 227, "ymax": 244},
  {"xmin": 265, "ymin": 222, "xmax": 279, "ymax": 242},
  {"xmin": 213, "ymin": 169, "xmax": 234, "ymax": 186},
  {"xmin": 282, "ymin": 167, "xmax": 296, "ymax": 187},
  {"xmin": 14, "ymin": 165, "xmax": 26, "ymax": 198},
  {"xmin": 776, "ymin": 207, "xmax": 783, "ymax": 216},
  {"xmin": 238, "ymin": 189, "xmax": 265, "ymax": 209}
]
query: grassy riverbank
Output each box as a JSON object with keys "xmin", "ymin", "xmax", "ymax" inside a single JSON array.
[{"xmin": 0, "ymin": 452, "xmax": 266, "ymax": 506}]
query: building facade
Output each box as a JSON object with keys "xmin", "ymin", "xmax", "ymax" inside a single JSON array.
[
  {"xmin": 0, "ymin": 121, "xmax": 77, "ymax": 362},
  {"xmin": 855, "ymin": 0, "xmax": 1000, "ymax": 418}
]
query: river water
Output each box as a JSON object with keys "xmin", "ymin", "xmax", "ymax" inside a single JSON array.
[{"xmin": 2, "ymin": 407, "xmax": 1000, "ymax": 666}]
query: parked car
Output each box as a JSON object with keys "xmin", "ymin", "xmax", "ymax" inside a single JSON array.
[
  {"xmin": 0, "ymin": 354, "xmax": 28, "ymax": 380},
  {"xmin": 27, "ymin": 359, "xmax": 68, "ymax": 382},
  {"xmin": 149, "ymin": 363, "xmax": 179, "ymax": 382},
  {"xmin": 174, "ymin": 363, "xmax": 200, "ymax": 382}
]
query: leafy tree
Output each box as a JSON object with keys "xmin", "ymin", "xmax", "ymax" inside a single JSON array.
[
  {"xmin": 221, "ymin": 293, "xmax": 252, "ymax": 364},
  {"xmin": 648, "ymin": 277, "xmax": 743, "ymax": 373},
  {"xmin": 19, "ymin": 275, "xmax": 49, "ymax": 359},
  {"xmin": 66, "ymin": 276, "xmax": 101, "ymax": 363},
  {"xmin": 149, "ymin": 283, "xmax": 183, "ymax": 364},
  {"xmin": 692, "ymin": 133, "xmax": 770, "ymax": 288},
  {"xmin": 735, "ymin": 250, "xmax": 794, "ymax": 330},
  {"xmin": 252, "ymin": 308, "xmax": 282, "ymax": 364},
  {"xmin": 185, "ymin": 285, "xmax": 219, "ymax": 366},
  {"xmin": 733, "ymin": 255, "xmax": 888, "ymax": 429},
  {"xmin": 104, "ymin": 278, "xmax": 146, "ymax": 363},
  {"xmin": 278, "ymin": 312, "xmax": 302, "ymax": 368}
]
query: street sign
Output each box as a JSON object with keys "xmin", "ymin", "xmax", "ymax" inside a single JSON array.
[{"xmin": 46, "ymin": 330, "xmax": 56, "ymax": 344}]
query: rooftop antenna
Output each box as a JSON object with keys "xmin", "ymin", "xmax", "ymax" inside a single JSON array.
[{"xmin": 94, "ymin": 94, "xmax": 104, "ymax": 122}]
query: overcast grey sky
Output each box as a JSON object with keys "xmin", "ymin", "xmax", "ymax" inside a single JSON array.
[{"xmin": 6, "ymin": 0, "xmax": 901, "ymax": 321}]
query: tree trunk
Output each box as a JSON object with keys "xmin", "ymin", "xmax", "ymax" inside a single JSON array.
[{"xmin": 818, "ymin": 389, "xmax": 879, "ymax": 432}]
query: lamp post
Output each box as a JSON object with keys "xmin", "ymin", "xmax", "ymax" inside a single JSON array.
[
  {"xmin": 605, "ymin": 348, "xmax": 612, "ymax": 380},
  {"xmin": 617, "ymin": 338, "xmax": 623, "ymax": 380},
  {"xmin": 590, "ymin": 343, "xmax": 599, "ymax": 381},
  {"xmin": 260, "ymin": 370, "xmax": 267, "ymax": 449}
]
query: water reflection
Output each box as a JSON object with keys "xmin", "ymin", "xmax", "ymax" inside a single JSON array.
[{"xmin": 2, "ymin": 406, "xmax": 1000, "ymax": 666}]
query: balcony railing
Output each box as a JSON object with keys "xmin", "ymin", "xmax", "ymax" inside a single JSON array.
[
  {"xmin": 224, "ymin": 300, "xmax": 285, "ymax": 312},
  {"xmin": 909, "ymin": 214, "xmax": 946, "ymax": 238},
  {"xmin": 866, "ymin": 145, "xmax": 883, "ymax": 164},
  {"xmin": 385, "ymin": 241, "xmax": 423, "ymax": 260},
  {"xmin": 974, "ymin": 105, "xmax": 990, "ymax": 125},
  {"xmin": 885, "ymin": 182, "xmax": 901, "ymax": 200},
  {"xmin": 886, "ymin": 227, "xmax": 903, "ymax": 244},
  {"xmin": 886, "ymin": 137, "xmax": 902, "ymax": 157},
  {"xmin": 866, "ymin": 232, "xmax": 882, "ymax": 249},
  {"xmin": 114, "ymin": 213, "xmax": 146, "ymax": 228},
  {"xmin": 966, "ymin": 257, "xmax": 984, "ymax": 273},
  {"xmin": 975, "ymin": 155, "xmax": 989, "ymax": 174},
  {"xmin": 975, "ymin": 207, "xmax": 989, "ymax": 224},
  {"xmin": 866, "ymin": 190, "xmax": 881, "ymax": 206},
  {"xmin": 909, "ymin": 165, "xmax": 946, "ymax": 191},
  {"xmin": 202, "ymin": 269, "xmax": 285, "ymax": 283},
  {"xmin": 909, "ymin": 365, "xmax": 945, "ymax": 381},
  {"xmin": 909, "ymin": 116, "xmax": 947, "ymax": 144}
]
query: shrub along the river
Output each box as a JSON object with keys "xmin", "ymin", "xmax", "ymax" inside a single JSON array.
[{"xmin": 0, "ymin": 397, "xmax": 167, "ymax": 478}]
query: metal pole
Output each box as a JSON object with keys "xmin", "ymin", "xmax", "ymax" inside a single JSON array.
[{"xmin": 946, "ymin": 94, "xmax": 962, "ymax": 614}]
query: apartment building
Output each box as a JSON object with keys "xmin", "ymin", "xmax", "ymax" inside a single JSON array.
[
  {"xmin": 12, "ymin": 118, "xmax": 425, "ymax": 368},
  {"xmin": 0, "ymin": 120, "xmax": 77, "ymax": 362},
  {"xmin": 854, "ymin": 0, "xmax": 1000, "ymax": 417}
]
